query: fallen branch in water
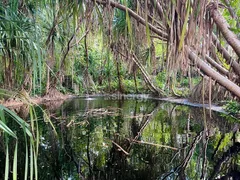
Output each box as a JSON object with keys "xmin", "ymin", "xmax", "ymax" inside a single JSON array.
[
  {"xmin": 82, "ymin": 108, "xmax": 121, "ymax": 117},
  {"xmin": 112, "ymin": 141, "xmax": 129, "ymax": 155},
  {"xmin": 132, "ymin": 140, "xmax": 178, "ymax": 151}
]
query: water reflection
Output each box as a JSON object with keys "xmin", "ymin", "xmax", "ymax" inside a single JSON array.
[{"xmin": 1, "ymin": 97, "xmax": 240, "ymax": 180}]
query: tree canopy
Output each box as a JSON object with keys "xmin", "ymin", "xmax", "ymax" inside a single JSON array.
[{"xmin": 0, "ymin": 0, "xmax": 240, "ymax": 102}]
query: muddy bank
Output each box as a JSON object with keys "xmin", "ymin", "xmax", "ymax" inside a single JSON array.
[{"xmin": 1, "ymin": 94, "xmax": 77, "ymax": 108}]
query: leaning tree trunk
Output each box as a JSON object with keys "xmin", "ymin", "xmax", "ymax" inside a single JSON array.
[
  {"xmin": 205, "ymin": 55, "xmax": 229, "ymax": 77},
  {"xmin": 211, "ymin": 5, "xmax": 240, "ymax": 58},
  {"xmin": 132, "ymin": 54, "xmax": 164, "ymax": 96},
  {"xmin": 212, "ymin": 34, "xmax": 240, "ymax": 76},
  {"xmin": 116, "ymin": 49, "xmax": 164, "ymax": 95},
  {"xmin": 187, "ymin": 47, "xmax": 240, "ymax": 98},
  {"xmin": 94, "ymin": 0, "xmax": 240, "ymax": 99}
]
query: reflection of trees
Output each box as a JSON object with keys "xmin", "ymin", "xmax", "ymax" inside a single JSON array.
[
  {"xmin": 42, "ymin": 100, "xmax": 64, "ymax": 112},
  {"xmin": 5, "ymin": 98, "xmax": 240, "ymax": 179},
  {"xmin": 161, "ymin": 131, "xmax": 203, "ymax": 179},
  {"xmin": 59, "ymin": 99, "xmax": 129, "ymax": 179},
  {"xmin": 100, "ymin": 101, "xmax": 160, "ymax": 180},
  {"xmin": 160, "ymin": 122, "xmax": 240, "ymax": 180},
  {"xmin": 38, "ymin": 115, "xmax": 89, "ymax": 180},
  {"xmin": 88, "ymin": 101, "xmax": 240, "ymax": 180},
  {"xmin": 190, "ymin": 107, "xmax": 236, "ymax": 133},
  {"xmin": 209, "ymin": 132, "xmax": 240, "ymax": 180},
  {"xmin": 112, "ymin": 101, "xmax": 160, "ymax": 154}
]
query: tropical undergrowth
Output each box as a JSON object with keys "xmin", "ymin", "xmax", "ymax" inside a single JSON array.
[{"xmin": 0, "ymin": 104, "xmax": 38, "ymax": 180}]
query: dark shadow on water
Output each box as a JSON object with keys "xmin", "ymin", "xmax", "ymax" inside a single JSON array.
[{"xmin": 0, "ymin": 97, "xmax": 239, "ymax": 180}]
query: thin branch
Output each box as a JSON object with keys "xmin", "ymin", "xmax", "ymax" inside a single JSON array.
[
  {"xmin": 223, "ymin": 0, "xmax": 240, "ymax": 28},
  {"xmin": 112, "ymin": 141, "xmax": 129, "ymax": 155},
  {"xmin": 70, "ymin": 30, "xmax": 89, "ymax": 48},
  {"xmin": 133, "ymin": 140, "xmax": 178, "ymax": 150},
  {"xmin": 94, "ymin": 0, "xmax": 168, "ymax": 39},
  {"xmin": 150, "ymin": 35, "xmax": 167, "ymax": 41},
  {"xmin": 150, "ymin": 0, "xmax": 164, "ymax": 20},
  {"xmin": 59, "ymin": 30, "xmax": 90, "ymax": 70}
]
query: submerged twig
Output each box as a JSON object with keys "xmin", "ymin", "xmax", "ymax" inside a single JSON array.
[{"xmin": 82, "ymin": 108, "xmax": 121, "ymax": 117}]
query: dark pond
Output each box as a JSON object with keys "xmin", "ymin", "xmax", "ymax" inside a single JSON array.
[{"xmin": 1, "ymin": 96, "xmax": 240, "ymax": 180}]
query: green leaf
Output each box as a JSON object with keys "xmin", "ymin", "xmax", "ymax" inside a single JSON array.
[
  {"xmin": 13, "ymin": 142, "xmax": 18, "ymax": 180},
  {"xmin": 125, "ymin": 1, "xmax": 133, "ymax": 50},
  {"xmin": 0, "ymin": 120, "xmax": 17, "ymax": 138},
  {"xmin": 30, "ymin": 144, "xmax": 33, "ymax": 180},
  {"xmin": 4, "ymin": 144, "xmax": 9, "ymax": 180},
  {"xmin": 229, "ymin": 27, "xmax": 240, "ymax": 34},
  {"xmin": 1, "ymin": 105, "xmax": 32, "ymax": 137}
]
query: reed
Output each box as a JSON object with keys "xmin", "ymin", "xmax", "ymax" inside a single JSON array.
[{"xmin": 0, "ymin": 104, "xmax": 38, "ymax": 179}]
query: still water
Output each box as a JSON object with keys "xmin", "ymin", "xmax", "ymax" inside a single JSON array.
[{"xmin": 1, "ymin": 96, "xmax": 240, "ymax": 179}]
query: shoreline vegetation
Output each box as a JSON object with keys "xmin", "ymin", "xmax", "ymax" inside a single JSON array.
[{"xmin": 1, "ymin": 1, "xmax": 240, "ymax": 179}]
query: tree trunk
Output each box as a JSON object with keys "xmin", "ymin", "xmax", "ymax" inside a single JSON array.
[
  {"xmin": 212, "ymin": 34, "xmax": 240, "ymax": 76},
  {"xmin": 5, "ymin": 51, "xmax": 13, "ymax": 89},
  {"xmin": 95, "ymin": 0, "xmax": 240, "ymax": 98},
  {"xmin": 187, "ymin": 47, "xmax": 240, "ymax": 98},
  {"xmin": 132, "ymin": 54, "xmax": 164, "ymax": 96},
  {"xmin": 46, "ymin": 66, "xmax": 50, "ymax": 94},
  {"xmin": 150, "ymin": 41, "xmax": 157, "ymax": 75},
  {"xmin": 150, "ymin": 0, "xmax": 164, "ymax": 20},
  {"xmin": 46, "ymin": 37, "xmax": 55, "ymax": 94},
  {"xmin": 205, "ymin": 55, "xmax": 229, "ymax": 77},
  {"xmin": 3, "ymin": 54, "xmax": 7, "ymax": 89},
  {"xmin": 116, "ymin": 49, "xmax": 164, "ymax": 95},
  {"xmin": 211, "ymin": 5, "xmax": 240, "ymax": 58},
  {"xmin": 116, "ymin": 57, "xmax": 124, "ymax": 93}
]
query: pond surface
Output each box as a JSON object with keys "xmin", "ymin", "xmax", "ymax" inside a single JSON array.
[{"xmin": 1, "ymin": 96, "xmax": 240, "ymax": 179}]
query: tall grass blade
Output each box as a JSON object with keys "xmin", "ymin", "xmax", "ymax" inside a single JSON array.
[
  {"xmin": 0, "ymin": 107, "xmax": 17, "ymax": 138},
  {"xmin": 24, "ymin": 124, "xmax": 29, "ymax": 180},
  {"xmin": 1, "ymin": 105, "xmax": 32, "ymax": 137},
  {"xmin": 34, "ymin": 148, "xmax": 38, "ymax": 180},
  {"xmin": 13, "ymin": 142, "xmax": 18, "ymax": 180},
  {"xmin": 29, "ymin": 106, "xmax": 35, "ymax": 136},
  {"xmin": 30, "ymin": 143, "xmax": 33, "ymax": 180},
  {"xmin": 43, "ymin": 110, "xmax": 57, "ymax": 136},
  {"xmin": 0, "ymin": 120, "xmax": 17, "ymax": 138},
  {"xmin": 4, "ymin": 143, "xmax": 9, "ymax": 180}
]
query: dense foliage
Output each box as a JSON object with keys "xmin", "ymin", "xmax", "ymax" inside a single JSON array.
[
  {"xmin": 0, "ymin": 0, "xmax": 239, "ymax": 101},
  {"xmin": 0, "ymin": 0, "xmax": 240, "ymax": 179}
]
